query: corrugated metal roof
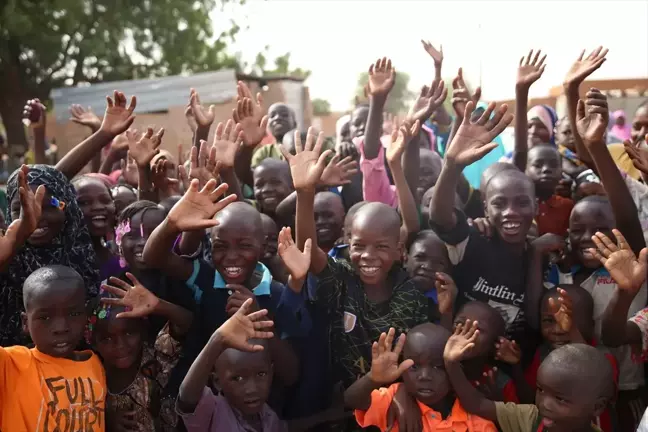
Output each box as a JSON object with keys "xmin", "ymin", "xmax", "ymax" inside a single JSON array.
[{"xmin": 51, "ymin": 69, "xmax": 238, "ymax": 122}]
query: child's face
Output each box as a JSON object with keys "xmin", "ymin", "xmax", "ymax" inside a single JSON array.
[
  {"xmin": 453, "ymin": 304, "xmax": 502, "ymax": 359},
  {"xmin": 260, "ymin": 214, "xmax": 278, "ymax": 260},
  {"xmin": 527, "ymin": 118, "xmax": 551, "ymax": 147},
  {"xmin": 555, "ymin": 119, "xmax": 575, "ymax": 151},
  {"xmin": 216, "ymin": 348, "xmax": 272, "ymax": 415},
  {"xmin": 253, "ymin": 165, "xmax": 292, "ymax": 215},
  {"xmin": 402, "ymin": 332, "xmax": 450, "ymax": 407},
  {"xmin": 417, "ymin": 150, "xmax": 443, "ymax": 200},
  {"xmin": 349, "ymin": 106, "xmax": 369, "ymax": 139},
  {"xmin": 268, "ymin": 104, "xmax": 296, "ymax": 140},
  {"xmin": 568, "ymin": 201, "xmax": 614, "ymax": 269},
  {"xmin": 11, "ymin": 186, "xmax": 65, "ymax": 246},
  {"xmin": 314, "ymin": 194, "xmax": 345, "ymax": 250},
  {"xmin": 526, "ymin": 146, "xmax": 562, "ymax": 197},
  {"xmin": 93, "ymin": 316, "xmax": 143, "ymax": 369},
  {"xmin": 536, "ymin": 363, "xmax": 600, "ymax": 431},
  {"xmin": 349, "ymin": 217, "xmax": 400, "ymax": 285},
  {"xmin": 485, "ymin": 175, "xmax": 536, "ymax": 244},
  {"xmin": 121, "ymin": 208, "xmax": 166, "ymax": 271},
  {"xmin": 540, "ymin": 294, "xmax": 593, "ymax": 349},
  {"xmin": 76, "ymin": 178, "xmax": 116, "ymax": 238},
  {"xmin": 23, "ymin": 280, "xmax": 87, "ymax": 359},
  {"xmin": 631, "ymin": 105, "xmax": 648, "ymax": 143},
  {"xmin": 211, "ymin": 215, "xmax": 263, "ymax": 285},
  {"xmin": 112, "ymin": 186, "xmax": 137, "ymax": 219},
  {"xmin": 406, "ymin": 236, "xmax": 450, "ymax": 291}
]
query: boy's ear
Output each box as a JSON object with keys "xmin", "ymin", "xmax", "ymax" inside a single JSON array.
[
  {"xmin": 21, "ymin": 312, "xmax": 28, "ymax": 336},
  {"xmin": 592, "ymin": 395, "xmax": 608, "ymax": 417}
]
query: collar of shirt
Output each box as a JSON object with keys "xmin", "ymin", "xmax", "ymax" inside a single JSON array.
[
  {"xmin": 420, "ymin": 398, "xmax": 470, "ymax": 424},
  {"xmin": 425, "ymin": 289, "xmax": 438, "ymax": 304},
  {"xmin": 213, "ymin": 262, "xmax": 272, "ymax": 296},
  {"xmin": 329, "ymin": 244, "xmax": 348, "ymax": 258}
]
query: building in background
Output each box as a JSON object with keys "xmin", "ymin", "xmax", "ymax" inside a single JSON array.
[{"xmin": 49, "ymin": 70, "xmax": 312, "ymax": 157}]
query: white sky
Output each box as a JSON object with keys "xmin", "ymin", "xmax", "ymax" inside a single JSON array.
[{"xmin": 213, "ymin": 0, "xmax": 648, "ymax": 111}]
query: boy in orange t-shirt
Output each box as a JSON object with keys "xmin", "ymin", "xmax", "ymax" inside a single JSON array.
[
  {"xmin": 0, "ymin": 265, "xmax": 106, "ymax": 431},
  {"xmin": 344, "ymin": 324, "xmax": 496, "ymax": 432}
]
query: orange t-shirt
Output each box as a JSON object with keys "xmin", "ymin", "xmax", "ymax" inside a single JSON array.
[
  {"xmin": 354, "ymin": 383, "xmax": 496, "ymax": 432},
  {"xmin": 0, "ymin": 346, "xmax": 106, "ymax": 431}
]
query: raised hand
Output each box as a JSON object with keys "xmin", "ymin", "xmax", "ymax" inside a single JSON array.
[
  {"xmin": 435, "ymin": 272, "xmax": 457, "ymax": 316},
  {"xmin": 216, "ymin": 297, "xmax": 274, "ymax": 353},
  {"xmin": 100, "ymin": 91, "xmax": 136, "ymax": 136},
  {"xmin": 366, "ymin": 57, "xmax": 396, "ymax": 98},
  {"xmin": 446, "ymin": 101, "xmax": 513, "ymax": 168},
  {"xmin": 211, "ymin": 120, "xmax": 244, "ymax": 168},
  {"xmin": 564, "ymin": 47, "xmax": 608, "ymax": 87},
  {"xmin": 421, "ymin": 40, "xmax": 443, "ymax": 66},
  {"xmin": 386, "ymin": 120, "xmax": 421, "ymax": 165},
  {"xmin": 319, "ymin": 154, "xmax": 359, "ymax": 187},
  {"xmin": 624, "ymin": 138, "xmax": 648, "ymax": 178},
  {"xmin": 23, "ymin": 99, "xmax": 47, "ymax": 129},
  {"xmin": 277, "ymin": 227, "xmax": 312, "ymax": 281},
  {"xmin": 166, "ymin": 178, "xmax": 236, "ymax": 232},
  {"xmin": 576, "ymin": 88, "xmax": 609, "ymax": 144},
  {"xmin": 452, "ymin": 68, "xmax": 481, "ymax": 119},
  {"xmin": 120, "ymin": 156, "xmax": 139, "ymax": 188},
  {"xmin": 233, "ymin": 84, "xmax": 267, "ymax": 148},
  {"xmin": 495, "ymin": 338, "xmax": 521, "ymax": 365},
  {"xmin": 189, "ymin": 88, "xmax": 216, "ymax": 129},
  {"xmin": 407, "ymin": 82, "xmax": 447, "ymax": 125},
  {"xmin": 69, "ymin": 104, "xmax": 102, "ymax": 131},
  {"xmin": 369, "ymin": 328, "xmax": 413, "ymax": 385},
  {"xmin": 591, "ymin": 229, "xmax": 648, "ymax": 296},
  {"xmin": 184, "ymin": 103, "xmax": 198, "ymax": 134},
  {"xmin": 547, "ymin": 288, "xmax": 573, "ymax": 333},
  {"xmin": 129, "ymin": 127, "xmax": 163, "ymax": 168},
  {"xmin": 516, "ymin": 49, "xmax": 546, "ymax": 89},
  {"xmin": 100, "ymin": 273, "xmax": 160, "ymax": 318},
  {"xmin": 280, "ymin": 127, "xmax": 332, "ymax": 192},
  {"xmin": 444, "ymin": 319, "xmax": 479, "ymax": 363},
  {"xmin": 226, "ymin": 284, "xmax": 259, "ymax": 317},
  {"xmin": 151, "ymin": 159, "xmax": 180, "ymax": 198},
  {"xmin": 109, "ymin": 131, "xmax": 132, "ymax": 160},
  {"xmin": 189, "ymin": 141, "xmax": 221, "ymax": 188},
  {"xmin": 0, "ymin": 166, "xmax": 45, "ymax": 264}
]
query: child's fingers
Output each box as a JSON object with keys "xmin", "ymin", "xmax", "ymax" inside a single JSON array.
[
  {"xmin": 252, "ymin": 327, "xmax": 274, "ymax": 340},
  {"xmin": 190, "ymin": 145, "xmax": 199, "ymax": 169},
  {"xmin": 277, "ymin": 144, "xmax": 292, "ymax": 162},
  {"xmin": 594, "ymin": 231, "xmax": 618, "ymax": 254},
  {"xmin": 303, "ymin": 238, "xmax": 313, "ymax": 257},
  {"xmin": 385, "ymin": 327, "xmax": 396, "ymax": 352},
  {"xmin": 393, "ymin": 333, "xmax": 407, "ymax": 357},
  {"xmin": 377, "ymin": 331, "xmax": 388, "ymax": 356},
  {"xmin": 101, "ymin": 284, "xmax": 127, "ymax": 298},
  {"xmin": 124, "ymin": 272, "xmax": 143, "ymax": 288},
  {"xmin": 313, "ymin": 131, "xmax": 325, "ymax": 155},
  {"xmin": 371, "ymin": 341, "xmax": 379, "ymax": 361},
  {"xmin": 397, "ymin": 359, "xmax": 415, "ymax": 375},
  {"xmin": 99, "ymin": 297, "xmax": 123, "ymax": 307},
  {"xmin": 316, "ymin": 149, "xmax": 333, "ymax": 171},
  {"xmin": 612, "ymin": 229, "xmax": 630, "ymax": 252},
  {"xmin": 214, "ymin": 122, "xmax": 225, "ymax": 142},
  {"xmin": 246, "ymin": 308, "xmax": 270, "ymax": 324}
]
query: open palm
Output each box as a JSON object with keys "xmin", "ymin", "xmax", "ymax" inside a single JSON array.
[
  {"xmin": 212, "ymin": 120, "xmax": 244, "ymax": 168},
  {"xmin": 517, "ymin": 49, "xmax": 546, "ymax": 88},
  {"xmin": 189, "ymin": 143, "xmax": 220, "ymax": 188},
  {"xmin": 564, "ymin": 47, "xmax": 608, "ymax": 86},
  {"xmin": 370, "ymin": 329, "xmax": 413, "ymax": 385},
  {"xmin": 386, "ymin": 121, "xmax": 420, "ymax": 165},
  {"xmin": 189, "ymin": 88, "xmax": 216, "ymax": 128},
  {"xmin": 320, "ymin": 154, "xmax": 358, "ymax": 187},
  {"xmin": 69, "ymin": 104, "xmax": 102, "ymax": 131},
  {"xmin": 446, "ymin": 102, "xmax": 513, "ymax": 168},
  {"xmin": 100, "ymin": 91, "xmax": 136, "ymax": 136},
  {"xmin": 100, "ymin": 273, "xmax": 160, "ymax": 318},
  {"xmin": 592, "ymin": 229, "xmax": 647, "ymax": 295},
  {"xmin": 367, "ymin": 57, "xmax": 396, "ymax": 98},
  {"xmin": 167, "ymin": 179, "xmax": 236, "ymax": 232},
  {"xmin": 444, "ymin": 320, "xmax": 479, "ymax": 363},
  {"xmin": 217, "ymin": 298, "xmax": 275, "ymax": 352},
  {"xmin": 421, "ymin": 40, "xmax": 443, "ymax": 65},
  {"xmin": 233, "ymin": 92, "xmax": 267, "ymax": 148},
  {"xmin": 129, "ymin": 127, "xmax": 163, "ymax": 167},
  {"xmin": 407, "ymin": 82, "xmax": 447, "ymax": 124},
  {"xmin": 280, "ymin": 128, "xmax": 331, "ymax": 191},
  {"xmin": 452, "ymin": 68, "xmax": 481, "ymax": 119},
  {"xmin": 548, "ymin": 289, "xmax": 573, "ymax": 332},
  {"xmin": 277, "ymin": 227, "xmax": 312, "ymax": 280}
]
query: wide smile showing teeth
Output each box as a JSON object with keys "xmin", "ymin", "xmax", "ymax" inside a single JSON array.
[
  {"xmin": 32, "ymin": 227, "xmax": 49, "ymax": 237},
  {"xmin": 224, "ymin": 267, "xmax": 243, "ymax": 277},
  {"xmin": 92, "ymin": 215, "xmax": 107, "ymax": 222},
  {"xmin": 134, "ymin": 252, "xmax": 143, "ymax": 259},
  {"xmin": 54, "ymin": 342, "xmax": 70, "ymax": 349},
  {"xmin": 360, "ymin": 266, "xmax": 380, "ymax": 276},
  {"xmin": 502, "ymin": 222, "xmax": 521, "ymax": 233}
]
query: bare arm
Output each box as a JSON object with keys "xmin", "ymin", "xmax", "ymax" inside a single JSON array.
[
  {"xmin": 344, "ymin": 374, "xmax": 381, "ymax": 411},
  {"xmin": 364, "ymin": 58, "xmax": 396, "ymax": 160}
]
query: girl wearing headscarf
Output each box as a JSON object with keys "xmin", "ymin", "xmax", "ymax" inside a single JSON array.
[
  {"xmin": 0, "ymin": 164, "xmax": 100, "ymax": 346},
  {"xmin": 610, "ymin": 109, "xmax": 632, "ymax": 142},
  {"xmin": 501, "ymin": 104, "xmax": 558, "ymax": 164}
]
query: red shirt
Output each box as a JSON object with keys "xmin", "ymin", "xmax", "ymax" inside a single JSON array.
[{"xmin": 536, "ymin": 195, "xmax": 574, "ymax": 236}]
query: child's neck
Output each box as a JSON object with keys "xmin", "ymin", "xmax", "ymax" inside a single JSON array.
[{"xmin": 106, "ymin": 354, "xmax": 142, "ymax": 394}]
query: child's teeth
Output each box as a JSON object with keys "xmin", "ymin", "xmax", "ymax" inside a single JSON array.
[
  {"xmin": 225, "ymin": 267, "xmax": 243, "ymax": 275},
  {"xmin": 362, "ymin": 266, "xmax": 379, "ymax": 275},
  {"xmin": 503, "ymin": 222, "xmax": 520, "ymax": 229},
  {"xmin": 92, "ymin": 216, "xmax": 106, "ymax": 221}
]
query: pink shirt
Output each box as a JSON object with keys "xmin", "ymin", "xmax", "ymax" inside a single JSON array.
[
  {"xmin": 180, "ymin": 387, "xmax": 287, "ymax": 432},
  {"xmin": 357, "ymin": 126, "xmax": 436, "ymax": 208}
]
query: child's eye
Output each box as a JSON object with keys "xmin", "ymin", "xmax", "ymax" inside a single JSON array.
[
  {"xmin": 257, "ymin": 371, "xmax": 267, "ymax": 377},
  {"xmin": 409, "ymin": 364, "xmax": 418, "ymax": 371},
  {"xmin": 377, "ymin": 245, "xmax": 389, "ymax": 250},
  {"xmin": 37, "ymin": 316, "xmax": 50, "ymax": 321},
  {"xmin": 70, "ymin": 311, "xmax": 82, "ymax": 317},
  {"xmin": 232, "ymin": 376, "xmax": 244, "ymax": 382}
]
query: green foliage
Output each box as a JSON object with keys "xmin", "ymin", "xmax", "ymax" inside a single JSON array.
[
  {"xmin": 312, "ymin": 98, "xmax": 331, "ymax": 116},
  {"xmin": 245, "ymin": 47, "xmax": 311, "ymax": 79},
  {"xmin": 355, "ymin": 71, "xmax": 414, "ymax": 114}
]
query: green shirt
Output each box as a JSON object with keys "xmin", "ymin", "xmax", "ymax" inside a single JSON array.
[
  {"xmin": 250, "ymin": 138, "xmax": 336, "ymax": 169},
  {"xmin": 495, "ymin": 402, "xmax": 602, "ymax": 432}
]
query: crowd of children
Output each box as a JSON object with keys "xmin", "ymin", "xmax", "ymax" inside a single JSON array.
[{"xmin": 2, "ymin": 41, "xmax": 648, "ymax": 432}]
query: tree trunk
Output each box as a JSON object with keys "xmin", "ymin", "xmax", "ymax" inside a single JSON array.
[{"xmin": 0, "ymin": 58, "xmax": 29, "ymax": 157}]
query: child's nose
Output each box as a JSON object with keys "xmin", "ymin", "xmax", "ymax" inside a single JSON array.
[{"xmin": 50, "ymin": 317, "xmax": 69, "ymax": 334}]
